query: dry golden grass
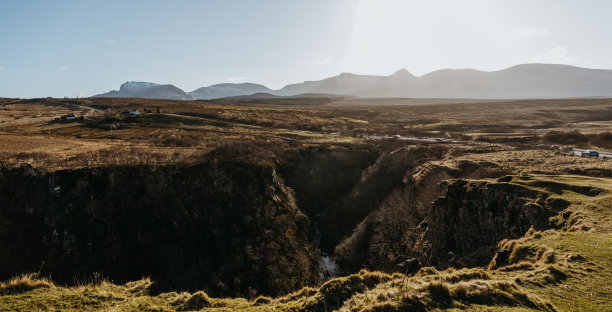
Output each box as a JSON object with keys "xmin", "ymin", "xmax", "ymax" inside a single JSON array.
[
  {"xmin": 0, "ymin": 269, "xmax": 553, "ymax": 311},
  {"xmin": 0, "ymin": 273, "xmax": 55, "ymax": 295},
  {"xmin": 0, "ymin": 97, "xmax": 611, "ymax": 170},
  {"xmin": 452, "ymin": 149, "xmax": 612, "ymax": 176}
]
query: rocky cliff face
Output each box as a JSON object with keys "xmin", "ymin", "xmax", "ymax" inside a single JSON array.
[
  {"xmin": 425, "ymin": 179, "xmax": 549, "ymax": 266},
  {"xmin": 0, "ymin": 159, "xmax": 318, "ymax": 298},
  {"xmin": 333, "ymin": 157, "xmax": 510, "ymax": 273}
]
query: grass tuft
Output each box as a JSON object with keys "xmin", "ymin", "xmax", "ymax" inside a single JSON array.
[
  {"xmin": 252, "ymin": 295, "xmax": 272, "ymax": 305},
  {"xmin": 425, "ymin": 281, "xmax": 453, "ymax": 308},
  {"xmin": 178, "ymin": 291, "xmax": 212, "ymax": 311},
  {"xmin": 0, "ymin": 273, "xmax": 54, "ymax": 295}
]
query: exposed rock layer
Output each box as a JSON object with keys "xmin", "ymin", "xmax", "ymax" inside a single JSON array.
[{"xmin": 0, "ymin": 160, "xmax": 318, "ymax": 298}]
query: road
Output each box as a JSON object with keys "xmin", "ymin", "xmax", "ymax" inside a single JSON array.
[
  {"xmin": 572, "ymin": 148, "xmax": 612, "ymax": 159},
  {"xmin": 360, "ymin": 134, "xmax": 611, "ymax": 160},
  {"xmin": 363, "ymin": 134, "xmax": 458, "ymax": 143}
]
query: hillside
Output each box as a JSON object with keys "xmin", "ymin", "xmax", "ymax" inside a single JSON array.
[
  {"xmin": 278, "ymin": 64, "xmax": 612, "ymax": 99},
  {"xmin": 92, "ymin": 64, "xmax": 612, "ymax": 100},
  {"xmin": 189, "ymin": 83, "xmax": 272, "ymax": 100}
]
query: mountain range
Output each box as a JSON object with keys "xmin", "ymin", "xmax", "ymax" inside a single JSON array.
[{"xmin": 93, "ymin": 64, "xmax": 612, "ymax": 100}]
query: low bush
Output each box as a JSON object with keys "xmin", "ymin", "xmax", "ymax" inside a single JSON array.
[
  {"xmin": 543, "ymin": 130, "xmax": 589, "ymax": 145},
  {"xmin": 543, "ymin": 129, "xmax": 612, "ymax": 148}
]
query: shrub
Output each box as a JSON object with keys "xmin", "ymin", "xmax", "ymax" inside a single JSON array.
[
  {"xmin": 592, "ymin": 131, "xmax": 612, "ymax": 148},
  {"xmin": 543, "ymin": 130, "xmax": 588, "ymax": 145}
]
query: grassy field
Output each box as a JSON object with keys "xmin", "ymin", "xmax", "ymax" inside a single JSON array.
[{"xmin": 1, "ymin": 97, "xmax": 611, "ymax": 169}]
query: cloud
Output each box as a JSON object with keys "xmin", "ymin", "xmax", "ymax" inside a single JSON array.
[
  {"xmin": 0, "ymin": 66, "xmax": 4, "ymax": 70},
  {"xmin": 514, "ymin": 26, "xmax": 549, "ymax": 38},
  {"xmin": 227, "ymin": 77, "xmax": 246, "ymax": 83},
  {"xmin": 311, "ymin": 57, "xmax": 333, "ymax": 66},
  {"xmin": 105, "ymin": 39, "xmax": 117, "ymax": 44},
  {"xmin": 533, "ymin": 46, "xmax": 579, "ymax": 64},
  {"xmin": 59, "ymin": 66, "xmax": 68, "ymax": 71}
]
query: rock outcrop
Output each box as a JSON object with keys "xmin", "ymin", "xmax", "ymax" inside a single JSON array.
[
  {"xmin": 0, "ymin": 158, "xmax": 319, "ymax": 298},
  {"xmin": 426, "ymin": 179, "xmax": 548, "ymax": 266}
]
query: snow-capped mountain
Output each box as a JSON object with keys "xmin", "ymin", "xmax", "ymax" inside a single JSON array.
[
  {"xmin": 93, "ymin": 81, "xmax": 193, "ymax": 100},
  {"xmin": 120, "ymin": 81, "xmax": 160, "ymax": 91}
]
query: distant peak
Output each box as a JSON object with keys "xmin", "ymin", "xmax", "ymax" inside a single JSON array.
[
  {"xmin": 210, "ymin": 82, "xmax": 261, "ymax": 87},
  {"xmin": 391, "ymin": 68, "xmax": 414, "ymax": 77},
  {"xmin": 332, "ymin": 72, "xmax": 361, "ymax": 81},
  {"xmin": 120, "ymin": 81, "xmax": 159, "ymax": 91}
]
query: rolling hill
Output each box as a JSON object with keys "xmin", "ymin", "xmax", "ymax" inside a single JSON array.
[{"xmin": 189, "ymin": 83, "xmax": 272, "ymax": 100}]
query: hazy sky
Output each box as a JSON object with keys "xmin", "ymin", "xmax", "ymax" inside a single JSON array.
[{"xmin": 1, "ymin": 0, "xmax": 611, "ymax": 97}]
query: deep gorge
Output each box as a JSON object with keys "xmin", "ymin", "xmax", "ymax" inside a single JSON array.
[{"xmin": 0, "ymin": 144, "xmax": 557, "ymax": 298}]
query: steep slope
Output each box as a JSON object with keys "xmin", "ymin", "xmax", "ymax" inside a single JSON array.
[
  {"xmin": 415, "ymin": 64, "xmax": 612, "ymax": 98},
  {"xmin": 0, "ymin": 157, "xmax": 319, "ymax": 298},
  {"xmin": 276, "ymin": 72, "xmax": 393, "ymax": 96},
  {"xmin": 93, "ymin": 81, "xmax": 193, "ymax": 100}
]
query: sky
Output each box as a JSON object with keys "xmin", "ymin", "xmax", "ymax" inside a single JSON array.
[{"xmin": 1, "ymin": 0, "xmax": 611, "ymax": 98}]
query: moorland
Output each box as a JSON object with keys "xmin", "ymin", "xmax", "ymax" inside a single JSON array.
[{"xmin": 0, "ymin": 96, "xmax": 611, "ymax": 311}]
